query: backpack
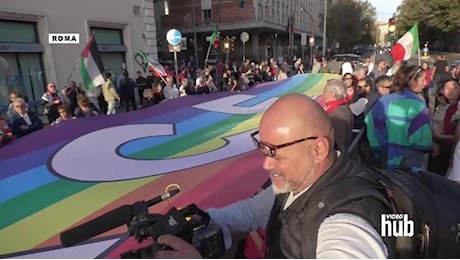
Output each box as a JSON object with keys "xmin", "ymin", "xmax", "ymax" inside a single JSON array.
[{"xmin": 320, "ymin": 168, "xmax": 460, "ymax": 258}]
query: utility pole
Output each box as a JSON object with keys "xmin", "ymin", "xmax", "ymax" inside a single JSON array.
[
  {"xmin": 288, "ymin": 0, "xmax": 294, "ymax": 61},
  {"xmin": 322, "ymin": 0, "xmax": 327, "ymax": 57},
  {"xmin": 191, "ymin": 0, "xmax": 199, "ymax": 69}
]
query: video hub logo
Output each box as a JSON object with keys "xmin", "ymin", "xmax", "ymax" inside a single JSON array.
[
  {"xmin": 48, "ymin": 33, "xmax": 80, "ymax": 44},
  {"xmin": 380, "ymin": 214, "xmax": 414, "ymax": 237}
]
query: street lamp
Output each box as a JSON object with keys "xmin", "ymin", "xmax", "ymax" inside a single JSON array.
[
  {"xmin": 288, "ymin": 5, "xmax": 317, "ymax": 62},
  {"xmin": 299, "ymin": 7, "xmax": 316, "ymax": 69}
]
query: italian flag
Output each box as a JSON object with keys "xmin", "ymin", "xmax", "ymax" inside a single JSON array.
[
  {"xmin": 390, "ymin": 24, "xmax": 420, "ymax": 62},
  {"xmin": 209, "ymin": 30, "xmax": 219, "ymax": 43},
  {"xmin": 209, "ymin": 30, "xmax": 219, "ymax": 48},
  {"xmin": 80, "ymin": 34, "xmax": 106, "ymax": 90}
]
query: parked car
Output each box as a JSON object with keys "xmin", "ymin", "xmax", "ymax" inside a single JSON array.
[
  {"xmin": 451, "ymin": 60, "xmax": 460, "ymax": 68},
  {"xmin": 328, "ymin": 54, "xmax": 363, "ymax": 74}
]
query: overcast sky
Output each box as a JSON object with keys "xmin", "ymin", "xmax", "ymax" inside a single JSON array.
[{"xmin": 369, "ymin": 0, "xmax": 403, "ymax": 21}]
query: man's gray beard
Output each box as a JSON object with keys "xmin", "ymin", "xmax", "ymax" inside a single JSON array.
[{"xmin": 271, "ymin": 180, "xmax": 291, "ymax": 194}]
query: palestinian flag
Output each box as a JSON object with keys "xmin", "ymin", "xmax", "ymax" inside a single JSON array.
[
  {"xmin": 137, "ymin": 49, "xmax": 167, "ymax": 77},
  {"xmin": 80, "ymin": 34, "xmax": 105, "ymax": 90},
  {"xmin": 390, "ymin": 24, "xmax": 420, "ymax": 62}
]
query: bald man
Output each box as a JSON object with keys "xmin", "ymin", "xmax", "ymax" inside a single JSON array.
[{"xmin": 154, "ymin": 94, "xmax": 388, "ymax": 259}]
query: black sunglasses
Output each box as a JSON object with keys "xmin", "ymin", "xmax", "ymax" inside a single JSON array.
[{"xmin": 250, "ymin": 130, "xmax": 318, "ymax": 157}]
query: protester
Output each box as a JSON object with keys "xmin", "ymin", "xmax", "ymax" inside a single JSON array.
[
  {"xmin": 365, "ymin": 65, "xmax": 433, "ymax": 169},
  {"xmin": 321, "ymin": 79, "xmax": 354, "ymax": 146},
  {"xmin": 101, "ymin": 72, "xmax": 120, "ymax": 115},
  {"xmin": 9, "ymin": 98, "xmax": 44, "ymax": 137},
  {"xmin": 0, "ymin": 113, "xmax": 14, "ymax": 146},
  {"xmin": 74, "ymin": 95, "xmax": 100, "ymax": 117},
  {"xmin": 41, "ymin": 82, "xmax": 65, "ymax": 123},
  {"xmin": 51, "ymin": 104, "xmax": 74, "ymax": 125}
]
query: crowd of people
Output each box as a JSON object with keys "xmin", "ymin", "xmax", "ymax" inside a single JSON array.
[
  {"xmin": 152, "ymin": 56, "xmax": 460, "ymax": 259},
  {"xmin": 0, "ymin": 55, "xmax": 325, "ymax": 147},
  {"xmin": 1, "ymin": 52, "xmax": 460, "ymax": 257}
]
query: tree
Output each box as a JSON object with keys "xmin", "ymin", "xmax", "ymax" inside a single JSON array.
[
  {"xmin": 396, "ymin": 0, "xmax": 460, "ymax": 50},
  {"xmin": 326, "ymin": 0, "xmax": 376, "ymax": 51},
  {"xmin": 359, "ymin": 0, "xmax": 377, "ymax": 46}
]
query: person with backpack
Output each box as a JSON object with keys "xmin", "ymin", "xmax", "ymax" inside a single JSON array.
[{"xmin": 154, "ymin": 93, "xmax": 460, "ymax": 259}]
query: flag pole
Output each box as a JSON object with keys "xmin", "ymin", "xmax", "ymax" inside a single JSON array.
[
  {"xmin": 205, "ymin": 39, "xmax": 213, "ymax": 67},
  {"xmin": 158, "ymin": 73, "xmax": 167, "ymax": 85},
  {"xmin": 65, "ymin": 57, "xmax": 80, "ymax": 86},
  {"xmin": 67, "ymin": 31, "xmax": 94, "ymax": 88},
  {"xmin": 417, "ymin": 48, "xmax": 421, "ymax": 66}
]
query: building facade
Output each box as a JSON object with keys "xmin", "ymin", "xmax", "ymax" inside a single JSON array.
[
  {"xmin": 375, "ymin": 21, "xmax": 389, "ymax": 48},
  {"xmin": 156, "ymin": 0, "xmax": 324, "ymax": 65},
  {"xmin": 0, "ymin": 0, "xmax": 158, "ymax": 112}
]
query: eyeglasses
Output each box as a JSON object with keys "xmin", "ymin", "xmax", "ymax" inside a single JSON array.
[
  {"xmin": 380, "ymin": 84, "xmax": 393, "ymax": 89},
  {"xmin": 437, "ymin": 93, "xmax": 444, "ymax": 97},
  {"xmin": 250, "ymin": 130, "xmax": 318, "ymax": 157}
]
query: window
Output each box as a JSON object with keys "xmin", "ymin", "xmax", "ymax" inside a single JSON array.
[
  {"xmin": 0, "ymin": 53, "xmax": 45, "ymax": 109},
  {"xmin": 257, "ymin": 3, "xmax": 263, "ymax": 21},
  {"xmin": 91, "ymin": 28, "xmax": 123, "ymax": 45},
  {"xmin": 203, "ymin": 9, "xmax": 211, "ymax": 24},
  {"xmin": 100, "ymin": 52, "xmax": 126, "ymax": 87},
  {"xmin": 0, "ymin": 20, "xmax": 45, "ymax": 113},
  {"xmin": 0, "ymin": 20, "xmax": 38, "ymax": 43},
  {"xmin": 89, "ymin": 27, "xmax": 126, "ymax": 88}
]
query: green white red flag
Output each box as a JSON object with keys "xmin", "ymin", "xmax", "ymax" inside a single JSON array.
[
  {"xmin": 136, "ymin": 49, "xmax": 167, "ymax": 77},
  {"xmin": 391, "ymin": 24, "xmax": 420, "ymax": 62}
]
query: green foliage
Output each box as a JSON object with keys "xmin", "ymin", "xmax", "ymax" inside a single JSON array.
[
  {"xmin": 397, "ymin": 0, "xmax": 460, "ymax": 33},
  {"xmin": 327, "ymin": 0, "xmax": 377, "ymax": 50}
]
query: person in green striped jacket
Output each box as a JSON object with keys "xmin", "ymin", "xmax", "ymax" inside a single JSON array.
[{"xmin": 365, "ymin": 65, "xmax": 433, "ymax": 169}]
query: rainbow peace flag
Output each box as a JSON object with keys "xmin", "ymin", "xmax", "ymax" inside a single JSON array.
[{"xmin": 0, "ymin": 73, "xmax": 339, "ymax": 258}]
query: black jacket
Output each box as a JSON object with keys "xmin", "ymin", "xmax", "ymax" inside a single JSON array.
[
  {"xmin": 265, "ymin": 152, "xmax": 392, "ymax": 258},
  {"xmin": 10, "ymin": 111, "xmax": 44, "ymax": 138}
]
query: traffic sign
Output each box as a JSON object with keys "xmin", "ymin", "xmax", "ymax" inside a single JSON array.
[
  {"xmin": 166, "ymin": 29, "xmax": 182, "ymax": 46},
  {"xmin": 301, "ymin": 33, "xmax": 307, "ymax": 46},
  {"xmin": 240, "ymin": 31, "xmax": 249, "ymax": 43}
]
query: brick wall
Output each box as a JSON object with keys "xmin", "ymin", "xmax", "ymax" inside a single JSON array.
[{"xmin": 162, "ymin": 0, "xmax": 255, "ymax": 28}]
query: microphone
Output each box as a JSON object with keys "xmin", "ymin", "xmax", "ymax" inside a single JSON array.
[
  {"xmin": 60, "ymin": 188, "xmax": 180, "ymax": 247},
  {"xmin": 146, "ymin": 188, "xmax": 180, "ymax": 207},
  {"xmin": 60, "ymin": 204, "xmax": 133, "ymax": 247}
]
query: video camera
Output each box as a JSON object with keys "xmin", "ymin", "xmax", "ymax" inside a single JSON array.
[{"xmin": 60, "ymin": 189, "xmax": 225, "ymax": 259}]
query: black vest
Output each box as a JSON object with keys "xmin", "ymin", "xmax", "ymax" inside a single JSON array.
[{"xmin": 265, "ymin": 154, "xmax": 396, "ymax": 258}]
